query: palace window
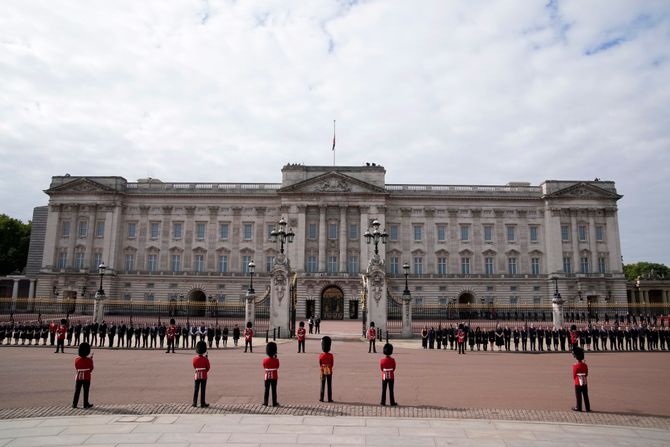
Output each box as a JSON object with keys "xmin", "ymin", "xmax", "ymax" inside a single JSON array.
[
  {"xmin": 348, "ymin": 255, "xmax": 359, "ymax": 273},
  {"xmin": 171, "ymin": 255, "xmax": 181, "ymax": 272},
  {"xmin": 531, "ymin": 257, "xmax": 540, "ymax": 275},
  {"xmin": 437, "ymin": 257, "xmax": 447, "ymax": 275},
  {"xmin": 196, "ymin": 223, "xmax": 206, "ymax": 240},
  {"xmin": 306, "ymin": 256, "xmax": 317, "ymax": 273},
  {"xmin": 92, "ymin": 252, "xmax": 102, "ymax": 270},
  {"xmin": 95, "ymin": 222, "xmax": 105, "ymax": 238},
  {"xmin": 173, "ymin": 223, "xmax": 183, "ymax": 239},
  {"xmin": 461, "ymin": 257, "xmax": 470, "ymax": 274},
  {"xmin": 389, "ymin": 224, "xmax": 399, "ymax": 241},
  {"xmin": 266, "ymin": 256, "xmax": 275, "ymax": 272},
  {"xmin": 437, "ymin": 224, "xmax": 446, "ymax": 242},
  {"xmin": 578, "ymin": 225, "xmax": 587, "ymax": 242},
  {"xmin": 460, "ymin": 225, "xmax": 470, "ymax": 242},
  {"xmin": 218, "ymin": 255, "xmax": 228, "ymax": 273},
  {"xmin": 595, "ymin": 225, "xmax": 605, "ymax": 242},
  {"xmin": 127, "ymin": 222, "xmax": 136, "ymax": 239},
  {"xmin": 389, "ymin": 256, "xmax": 399, "ymax": 275},
  {"xmin": 598, "ymin": 256, "xmax": 606, "ymax": 273},
  {"xmin": 79, "ymin": 220, "xmax": 88, "ymax": 238},
  {"xmin": 241, "ymin": 255, "xmax": 252, "ymax": 273},
  {"xmin": 413, "ymin": 256, "xmax": 423, "ymax": 274},
  {"xmin": 147, "ymin": 254, "xmax": 157, "ymax": 272},
  {"xmin": 328, "ymin": 256, "xmax": 338, "ymax": 273},
  {"xmin": 328, "ymin": 223, "xmax": 338, "ymax": 240},
  {"xmin": 529, "ymin": 225, "xmax": 538, "ymax": 242},
  {"xmin": 506, "ymin": 225, "xmax": 516, "ymax": 242},
  {"xmin": 74, "ymin": 252, "xmax": 85, "ymax": 270},
  {"xmin": 561, "ymin": 225, "xmax": 570, "ymax": 241},
  {"xmin": 563, "ymin": 256, "xmax": 572, "ymax": 273},
  {"xmin": 125, "ymin": 254, "xmax": 135, "ymax": 272},
  {"xmin": 307, "ymin": 223, "xmax": 317, "ymax": 240},
  {"xmin": 413, "ymin": 225, "xmax": 423, "ymax": 241},
  {"xmin": 485, "ymin": 257, "xmax": 494, "ymax": 275},
  {"xmin": 219, "ymin": 223, "xmax": 229, "ymax": 240},
  {"xmin": 508, "ymin": 257, "xmax": 518, "ymax": 275},
  {"xmin": 580, "ymin": 257, "xmax": 590, "ymax": 273},
  {"xmin": 349, "ymin": 224, "xmax": 359, "ymax": 240},
  {"xmin": 194, "ymin": 254, "xmax": 204, "ymax": 272},
  {"xmin": 58, "ymin": 251, "xmax": 67, "ymax": 269},
  {"xmin": 483, "ymin": 225, "xmax": 493, "ymax": 242},
  {"xmin": 61, "ymin": 221, "xmax": 70, "ymax": 237},
  {"xmin": 243, "ymin": 223, "xmax": 253, "ymax": 241}
]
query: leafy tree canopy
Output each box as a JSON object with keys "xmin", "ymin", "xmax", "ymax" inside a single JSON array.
[
  {"xmin": 0, "ymin": 214, "xmax": 31, "ymax": 275},
  {"xmin": 623, "ymin": 262, "xmax": 669, "ymax": 281}
]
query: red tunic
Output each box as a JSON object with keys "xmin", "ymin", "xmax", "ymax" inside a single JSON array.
[
  {"xmin": 244, "ymin": 328, "xmax": 253, "ymax": 341},
  {"xmin": 167, "ymin": 325, "xmax": 176, "ymax": 340},
  {"xmin": 263, "ymin": 357, "xmax": 280, "ymax": 380},
  {"xmin": 193, "ymin": 355, "xmax": 211, "ymax": 380},
  {"xmin": 57, "ymin": 325, "xmax": 67, "ymax": 340},
  {"xmin": 457, "ymin": 329, "xmax": 465, "ymax": 343},
  {"xmin": 297, "ymin": 328, "xmax": 306, "ymax": 341},
  {"xmin": 573, "ymin": 361, "xmax": 588, "ymax": 386},
  {"xmin": 74, "ymin": 356, "xmax": 94, "ymax": 381},
  {"xmin": 319, "ymin": 352, "xmax": 334, "ymax": 375},
  {"xmin": 380, "ymin": 357, "xmax": 396, "ymax": 380},
  {"xmin": 367, "ymin": 328, "xmax": 377, "ymax": 341},
  {"xmin": 49, "ymin": 322, "xmax": 57, "ymax": 333}
]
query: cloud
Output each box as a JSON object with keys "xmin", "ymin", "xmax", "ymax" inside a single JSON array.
[{"xmin": 0, "ymin": 0, "xmax": 669, "ymax": 264}]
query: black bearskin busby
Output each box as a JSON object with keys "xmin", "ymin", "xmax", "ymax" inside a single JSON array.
[
  {"xmin": 78, "ymin": 342, "xmax": 91, "ymax": 357},
  {"xmin": 573, "ymin": 346, "xmax": 585, "ymax": 361},
  {"xmin": 196, "ymin": 340, "xmax": 208, "ymax": 355},
  {"xmin": 370, "ymin": 321, "xmax": 375, "ymax": 328},
  {"xmin": 570, "ymin": 324, "xmax": 577, "ymax": 331},
  {"xmin": 383, "ymin": 343, "xmax": 393, "ymax": 356},
  {"xmin": 321, "ymin": 336, "xmax": 332, "ymax": 353},
  {"xmin": 299, "ymin": 321, "xmax": 305, "ymax": 328},
  {"xmin": 266, "ymin": 341, "xmax": 277, "ymax": 357},
  {"xmin": 61, "ymin": 319, "xmax": 67, "ymax": 325},
  {"xmin": 246, "ymin": 321, "xmax": 253, "ymax": 329},
  {"xmin": 170, "ymin": 318, "xmax": 176, "ymax": 325}
]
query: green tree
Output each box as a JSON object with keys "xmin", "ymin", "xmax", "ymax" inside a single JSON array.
[
  {"xmin": 623, "ymin": 262, "xmax": 669, "ymax": 281},
  {"xmin": 0, "ymin": 214, "xmax": 31, "ymax": 275}
]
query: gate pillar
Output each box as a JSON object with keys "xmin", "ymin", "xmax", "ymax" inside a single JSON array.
[{"xmin": 270, "ymin": 253, "xmax": 290, "ymax": 336}]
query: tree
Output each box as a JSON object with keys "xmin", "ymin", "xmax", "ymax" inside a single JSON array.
[
  {"xmin": 623, "ymin": 262, "xmax": 669, "ymax": 281},
  {"xmin": 0, "ymin": 214, "xmax": 31, "ymax": 275}
]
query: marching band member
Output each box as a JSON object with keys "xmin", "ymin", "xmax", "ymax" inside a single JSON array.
[
  {"xmin": 367, "ymin": 322, "xmax": 377, "ymax": 353},
  {"xmin": 319, "ymin": 336, "xmax": 334, "ymax": 402},
  {"xmin": 73, "ymin": 342, "xmax": 94, "ymax": 408},
  {"xmin": 262, "ymin": 341, "xmax": 279, "ymax": 406},
  {"xmin": 244, "ymin": 322, "xmax": 254, "ymax": 353},
  {"xmin": 297, "ymin": 321, "xmax": 306, "ymax": 353},
  {"xmin": 192, "ymin": 341, "xmax": 210, "ymax": 407},
  {"xmin": 379, "ymin": 343, "xmax": 397, "ymax": 406}
]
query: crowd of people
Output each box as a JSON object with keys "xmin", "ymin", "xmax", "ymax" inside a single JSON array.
[
  {"xmin": 419, "ymin": 322, "xmax": 670, "ymax": 352},
  {"xmin": 0, "ymin": 320, "xmax": 253, "ymax": 351}
]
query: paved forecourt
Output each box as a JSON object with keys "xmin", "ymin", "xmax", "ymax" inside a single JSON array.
[{"xmin": 0, "ymin": 413, "xmax": 669, "ymax": 447}]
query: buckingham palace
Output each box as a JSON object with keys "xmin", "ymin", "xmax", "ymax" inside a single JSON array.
[{"xmin": 28, "ymin": 163, "xmax": 627, "ymax": 321}]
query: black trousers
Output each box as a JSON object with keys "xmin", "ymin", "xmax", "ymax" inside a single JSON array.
[
  {"xmin": 73, "ymin": 380, "xmax": 91, "ymax": 406},
  {"xmin": 193, "ymin": 379, "xmax": 207, "ymax": 405},
  {"xmin": 574, "ymin": 385, "xmax": 590, "ymax": 411},
  {"xmin": 458, "ymin": 342, "xmax": 465, "ymax": 354},
  {"xmin": 55, "ymin": 339, "xmax": 65, "ymax": 353},
  {"xmin": 368, "ymin": 339, "xmax": 376, "ymax": 353},
  {"xmin": 320, "ymin": 374, "xmax": 332, "ymax": 402},
  {"xmin": 166, "ymin": 339, "xmax": 175, "ymax": 353},
  {"xmin": 245, "ymin": 340, "xmax": 253, "ymax": 352},
  {"xmin": 298, "ymin": 340, "xmax": 305, "ymax": 353},
  {"xmin": 381, "ymin": 379, "xmax": 396, "ymax": 405},
  {"xmin": 264, "ymin": 379, "xmax": 277, "ymax": 406}
]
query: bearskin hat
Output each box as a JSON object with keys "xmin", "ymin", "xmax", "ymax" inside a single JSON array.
[
  {"xmin": 78, "ymin": 342, "xmax": 91, "ymax": 357},
  {"xmin": 573, "ymin": 346, "xmax": 585, "ymax": 361},
  {"xmin": 321, "ymin": 336, "xmax": 332, "ymax": 353},
  {"xmin": 170, "ymin": 318, "xmax": 176, "ymax": 325},
  {"xmin": 383, "ymin": 343, "xmax": 393, "ymax": 356},
  {"xmin": 196, "ymin": 340, "xmax": 208, "ymax": 355},
  {"xmin": 299, "ymin": 321, "xmax": 305, "ymax": 327},
  {"xmin": 246, "ymin": 321, "xmax": 253, "ymax": 329},
  {"xmin": 370, "ymin": 321, "xmax": 375, "ymax": 328},
  {"xmin": 266, "ymin": 341, "xmax": 277, "ymax": 357}
]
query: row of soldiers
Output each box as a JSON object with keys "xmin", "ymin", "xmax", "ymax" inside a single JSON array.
[
  {"xmin": 420, "ymin": 323, "xmax": 670, "ymax": 352},
  {"xmin": 0, "ymin": 320, "xmax": 254, "ymax": 350}
]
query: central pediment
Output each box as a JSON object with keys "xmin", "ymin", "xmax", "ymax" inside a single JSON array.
[
  {"xmin": 278, "ymin": 171, "xmax": 386, "ymax": 194},
  {"xmin": 543, "ymin": 182, "xmax": 622, "ymax": 200},
  {"xmin": 45, "ymin": 177, "xmax": 122, "ymax": 195}
]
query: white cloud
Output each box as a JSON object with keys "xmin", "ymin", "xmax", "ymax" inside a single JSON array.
[{"xmin": 0, "ymin": 0, "xmax": 668, "ymax": 263}]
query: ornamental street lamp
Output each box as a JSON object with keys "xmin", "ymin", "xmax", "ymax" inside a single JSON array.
[
  {"xmin": 401, "ymin": 261, "xmax": 412, "ymax": 338},
  {"xmin": 552, "ymin": 277, "xmax": 561, "ymax": 303},
  {"xmin": 270, "ymin": 217, "xmax": 295, "ymax": 254},
  {"xmin": 247, "ymin": 260, "xmax": 256, "ymax": 294},
  {"xmin": 402, "ymin": 262, "xmax": 411, "ymax": 299},
  {"xmin": 97, "ymin": 262, "xmax": 106, "ymax": 296},
  {"xmin": 364, "ymin": 219, "xmax": 388, "ymax": 257}
]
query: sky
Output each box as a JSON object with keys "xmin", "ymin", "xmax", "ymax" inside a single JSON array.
[{"xmin": 1, "ymin": 0, "xmax": 669, "ymax": 265}]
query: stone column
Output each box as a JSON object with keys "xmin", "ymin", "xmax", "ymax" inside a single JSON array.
[
  {"xmin": 245, "ymin": 290, "xmax": 256, "ymax": 328},
  {"xmin": 93, "ymin": 291, "xmax": 106, "ymax": 323},
  {"xmin": 28, "ymin": 279, "xmax": 36, "ymax": 299},
  {"xmin": 366, "ymin": 258, "xmax": 387, "ymax": 333},
  {"xmin": 318, "ymin": 206, "xmax": 327, "ymax": 272},
  {"xmin": 401, "ymin": 294, "xmax": 412, "ymax": 338},
  {"xmin": 339, "ymin": 206, "xmax": 347, "ymax": 273},
  {"xmin": 12, "ymin": 279, "xmax": 19, "ymax": 299},
  {"xmin": 552, "ymin": 297, "xmax": 565, "ymax": 329},
  {"xmin": 360, "ymin": 207, "xmax": 370, "ymax": 270},
  {"xmin": 270, "ymin": 254, "xmax": 290, "ymax": 336}
]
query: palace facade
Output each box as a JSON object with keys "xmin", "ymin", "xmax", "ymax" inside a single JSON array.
[{"xmin": 30, "ymin": 164, "xmax": 627, "ymax": 320}]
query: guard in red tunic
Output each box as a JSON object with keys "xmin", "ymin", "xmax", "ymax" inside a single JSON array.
[
  {"xmin": 192, "ymin": 341, "xmax": 210, "ymax": 407},
  {"xmin": 166, "ymin": 318, "xmax": 177, "ymax": 353},
  {"xmin": 457, "ymin": 323, "xmax": 466, "ymax": 355},
  {"xmin": 380, "ymin": 343, "xmax": 397, "ymax": 406},
  {"xmin": 319, "ymin": 336, "xmax": 334, "ymax": 402},
  {"xmin": 73, "ymin": 342, "xmax": 94, "ymax": 408},
  {"xmin": 367, "ymin": 321, "xmax": 377, "ymax": 353},
  {"xmin": 572, "ymin": 346, "xmax": 591, "ymax": 412},
  {"xmin": 262, "ymin": 341, "xmax": 279, "ymax": 406},
  {"xmin": 244, "ymin": 321, "xmax": 254, "ymax": 353},
  {"xmin": 297, "ymin": 321, "xmax": 306, "ymax": 353},
  {"xmin": 48, "ymin": 320, "xmax": 57, "ymax": 346},
  {"xmin": 55, "ymin": 319, "xmax": 67, "ymax": 353}
]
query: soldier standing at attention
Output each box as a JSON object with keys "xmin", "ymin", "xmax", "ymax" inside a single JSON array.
[
  {"xmin": 192, "ymin": 341, "xmax": 210, "ymax": 408},
  {"xmin": 367, "ymin": 322, "xmax": 377, "ymax": 353},
  {"xmin": 380, "ymin": 343, "xmax": 397, "ymax": 406},
  {"xmin": 73, "ymin": 342, "xmax": 94, "ymax": 408},
  {"xmin": 297, "ymin": 321, "xmax": 306, "ymax": 353},
  {"xmin": 232, "ymin": 324, "xmax": 240, "ymax": 347},
  {"xmin": 55, "ymin": 319, "xmax": 67, "ymax": 353},
  {"xmin": 262, "ymin": 342, "xmax": 280, "ymax": 406},
  {"xmin": 457, "ymin": 324, "xmax": 466, "ymax": 355},
  {"xmin": 166, "ymin": 318, "xmax": 176, "ymax": 353},
  {"xmin": 215, "ymin": 324, "xmax": 222, "ymax": 348},
  {"xmin": 49, "ymin": 320, "xmax": 57, "ymax": 346},
  {"xmin": 529, "ymin": 324, "xmax": 537, "ymax": 351},
  {"xmin": 571, "ymin": 346, "xmax": 591, "ymax": 412},
  {"xmin": 420, "ymin": 326, "xmax": 428, "ymax": 349},
  {"xmin": 244, "ymin": 322, "xmax": 254, "ymax": 353},
  {"xmin": 319, "ymin": 336, "xmax": 334, "ymax": 402}
]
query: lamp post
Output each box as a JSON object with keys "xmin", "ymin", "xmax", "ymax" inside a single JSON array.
[
  {"xmin": 93, "ymin": 262, "xmax": 107, "ymax": 323},
  {"xmin": 551, "ymin": 277, "xmax": 565, "ymax": 330},
  {"xmin": 401, "ymin": 262, "xmax": 412, "ymax": 338},
  {"xmin": 364, "ymin": 219, "xmax": 388, "ymax": 257},
  {"xmin": 245, "ymin": 260, "xmax": 256, "ymax": 327},
  {"xmin": 270, "ymin": 217, "xmax": 295, "ymax": 255}
]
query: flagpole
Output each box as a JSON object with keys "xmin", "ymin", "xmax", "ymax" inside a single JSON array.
[{"xmin": 332, "ymin": 120, "xmax": 336, "ymax": 166}]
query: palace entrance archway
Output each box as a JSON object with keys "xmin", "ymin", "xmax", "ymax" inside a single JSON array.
[
  {"xmin": 188, "ymin": 290, "xmax": 207, "ymax": 317},
  {"xmin": 321, "ymin": 285, "xmax": 344, "ymax": 320}
]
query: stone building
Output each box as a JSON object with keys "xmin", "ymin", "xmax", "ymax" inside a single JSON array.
[{"xmin": 28, "ymin": 164, "xmax": 628, "ymax": 320}]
